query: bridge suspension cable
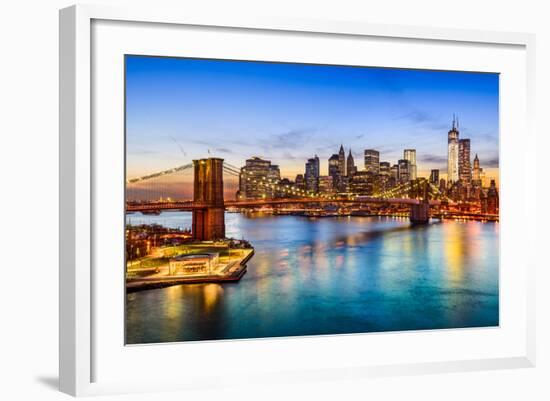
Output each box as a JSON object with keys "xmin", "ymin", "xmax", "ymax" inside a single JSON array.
[
  {"xmin": 126, "ymin": 163, "xmax": 193, "ymax": 184},
  {"xmin": 222, "ymin": 165, "xmax": 241, "ymax": 176},
  {"xmin": 372, "ymin": 178, "xmax": 449, "ymax": 202}
]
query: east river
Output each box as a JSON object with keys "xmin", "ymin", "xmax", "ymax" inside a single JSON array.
[{"xmin": 125, "ymin": 212, "xmax": 499, "ymax": 344}]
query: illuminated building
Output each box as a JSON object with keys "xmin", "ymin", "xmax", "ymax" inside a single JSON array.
[
  {"xmin": 439, "ymin": 178, "xmax": 446, "ymax": 193},
  {"xmin": 349, "ymin": 171, "xmax": 373, "ymax": 195},
  {"xmin": 318, "ymin": 175, "xmax": 335, "ymax": 195},
  {"xmin": 481, "ymin": 190, "xmax": 488, "ymax": 213},
  {"xmin": 305, "ymin": 155, "xmax": 320, "ymax": 193},
  {"xmin": 447, "ymin": 116, "xmax": 459, "ymax": 183},
  {"xmin": 277, "ymin": 178, "xmax": 295, "ymax": 198},
  {"xmin": 346, "ymin": 149, "xmax": 357, "ymax": 176},
  {"xmin": 268, "ymin": 164, "xmax": 281, "ymax": 185},
  {"xmin": 404, "ymin": 149, "xmax": 417, "ymax": 180},
  {"xmin": 340, "ymin": 176, "xmax": 349, "ymax": 193},
  {"xmin": 379, "ymin": 161, "xmax": 390, "ymax": 176},
  {"xmin": 364, "ymin": 149, "xmax": 380, "ymax": 174},
  {"xmin": 238, "ymin": 157, "xmax": 280, "ymax": 199},
  {"xmin": 295, "ymin": 174, "xmax": 305, "ymax": 190},
  {"xmin": 398, "ymin": 159, "xmax": 410, "ymax": 183},
  {"xmin": 338, "ymin": 144, "xmax": 346, "ymax": 177},
  {"xmin": 429, "ymin": 169, "xmax": 439, "ymax": 185},
  {"xmin": 169, "ymin": 253, "xmax": 219, "ymax": 275},
  {"xmin": 374, "ymin": 161, "xmax": 392, "ymax": 193},
  {"xmin": 458, "ymin": 138, "xmax": 471, "ymax": 183},
  {"xmin": 373, "ymin": 173, "xmax": 390, "ymax": 194},
  {"xmin": 472, "ymin": 153, "xmax": 482, "ymax": 185},
  {"xmin": 390, "ymin": 164, "xmax": 399, "ymax": 182},
  {"xmin": 328, "ymin": 154, "xmax": 340, "ymax": 191},
  {"xmin": 487, "ymin": 179, "xmax": 499, "ymax": 214}
]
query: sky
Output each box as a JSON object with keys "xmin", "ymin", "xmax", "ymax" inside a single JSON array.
[{"xmin": 126, "ymin": 55, "xmax": 499, "ymax": 192}]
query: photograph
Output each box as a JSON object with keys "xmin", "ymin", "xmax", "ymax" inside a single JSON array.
[{"xmin": 124, "ymin": 55, "xmax": 500, "ymax": 344}]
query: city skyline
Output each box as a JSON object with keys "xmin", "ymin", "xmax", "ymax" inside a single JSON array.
[
  {"xmin": 125, "ymin": 55, "xmax": 500, "ymax": 343},
  {"xmin": 126, "ymin": 56, "xmax": 499, "ymax": 184}
]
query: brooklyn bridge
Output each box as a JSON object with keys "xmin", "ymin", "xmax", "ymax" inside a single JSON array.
[{"xmin": 126, "ymin": 158, "xmax": 463, "ymax": 240}]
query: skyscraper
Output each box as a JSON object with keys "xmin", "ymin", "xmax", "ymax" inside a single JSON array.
[
  {"xmin": 447, "ymin": 116, "xmax": 460, "ymax": 183},
  {"xmin": 487, "ymin": 179, "xmax": 499, "ymax": 214},
  {"xmin": 390, "ymin": 164, "xmax": 399, "ymax": 182},
  {"xmin": 458, "ymin": 138, "xmax": 471, "ymax": 183},
  {"xmin": 313, "ymin": 154, "xmax": 320, "ymax": 177},
  {"xmin": 238, "ymin": 157, "xmax": 281, "ymax": 199},
  {"xmin": 346, "ymin": 149, "xmax": 357, "ymax": 176},
  {"xmin": 349, "ymin": 171, "xmax": 373, "ymax": 195},
  {"xmin": 268, "ymin": 164, "xmax": 281, "ymax": 187},
  {"xmin": 404, "ymin": 149, "xmax": 417, "ymax": 180},
  {"xmin": 364, "ymin": 149, "xmax": 380, "ymax": 174},
  {"xmin": 276, "ymin": 178, "xmax": 294, "ymax": 198},
  {"xmin": 439, "ymin": 178, "xmax": 446, "ymax": 193},
  {"xmin": 379, "ymin": 161, "xmax": 391, "ymax": 176},
  {"xmin": 295, "ymin": 174, "xmax": 305, "ymax": 190},
  {"xmin": 328, "ymin": 154, "xmax": 340, "ymax": 191},
  {"xmin": 338, "ymin": 144, "xmax": 346, "ymax": 177},
  {"xmin": 305, "ymin": 155, "xmax": 320, "ymax": 193},
  {"xmin": 398, "ymin": 159, "xmax": 410, "ymax": 183},
  {"xmin": 472, "ymin": 153, "xmax": 482, "ymax": 185},
  {"xmin": 429, "ymin": 169, "xmax": 440, "ymax": 185},
  {"xmin": 318, "ymin": 175, "xmax": 335, "ymax": 195}
]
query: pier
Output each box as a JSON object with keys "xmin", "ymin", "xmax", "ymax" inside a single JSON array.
[{"xmin": 126, "ymin": 248, "xmax": 254, "ymax": 292}]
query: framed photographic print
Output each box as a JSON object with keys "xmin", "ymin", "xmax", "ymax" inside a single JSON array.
[
  {"xmin": 124, "ymin": 56, "xmax": 500, "ymax": 344},
  {"xmin": 60, "ymin": 4, "xmax": 536, "ymax": 396}
]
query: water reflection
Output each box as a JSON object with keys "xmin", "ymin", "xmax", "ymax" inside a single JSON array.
[
  {"xmin": 203, "ymin": 284, "xmax": 223, "ymax": 312},
  {"xmin": 126, "ymin": 213, "xmax": 499, "ymax": 344}
]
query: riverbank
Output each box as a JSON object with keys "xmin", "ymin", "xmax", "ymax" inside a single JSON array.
[{"xmin": 126, "ymin": 248, "xmax": 254, "ymax": 293}]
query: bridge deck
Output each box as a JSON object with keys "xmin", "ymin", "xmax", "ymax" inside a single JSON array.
[{"xmin": 126, "ymin": 197, "xmax": 442, "ymax": 212}]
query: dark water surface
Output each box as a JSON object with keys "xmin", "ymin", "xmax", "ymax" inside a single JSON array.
[{"xmin": 126, "ymin": 212, "xmax": 499, "ymax": 344}]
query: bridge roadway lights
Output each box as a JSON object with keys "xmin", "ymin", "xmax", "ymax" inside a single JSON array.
[
  {"xmin": 410, "ymin": 199, "xmax": 430, "ymax": 224},
  {"xmin": 192, "ymin": 158, "xmax": 226, "ymax": 240}
]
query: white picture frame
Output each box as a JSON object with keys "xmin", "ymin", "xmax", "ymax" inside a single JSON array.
[{"xmin": 59, "ymin": 4, "xmax": 536, "ymax": 397}]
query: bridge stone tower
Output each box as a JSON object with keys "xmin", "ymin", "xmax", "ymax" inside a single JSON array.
[
  {"xmin": 409, "ymin": 179, "xmax": 430, "ymax": 224},
  {"xmin": 410, "ymin": 200, "xmax": 430, "ymax": 224},
  {"xmin": 192, "ymin": 158, "xmax": 225, "ymax": 240}
]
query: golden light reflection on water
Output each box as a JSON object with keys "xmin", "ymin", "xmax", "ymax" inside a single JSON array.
[
  {"xmin": 203, "ymin": 284, "xmax": 223, "ymax": 312},
  {"xmin": 381, "ymin": 229, "xmax": 401, "ymax": 256},
  {"xmin": 443, "ymin": 221, "xmax": 466, "ymax": 284},
  {"xmin": 400, "ymin": 232, "xmax": 414, "ymax": 258},
  {"xmin": 277, "ymin": 249, "xmax": 294, "ymax": 292},
  {"xmin": 346, "ymin": 234, "xmax": 358, "ymax": 247},
  {"xmin": 255, "ymin": 256, "xmax": 272, "ymax": 295},
  {"xmin": 465, "ymin": 221, "xmax": 482, "ymax": 260},
  {"xmin": 163, "ymin": 285, "xmax": 183, "ymax": 320}
]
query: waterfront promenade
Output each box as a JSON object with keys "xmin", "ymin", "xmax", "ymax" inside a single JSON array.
[{"xmin": 126, "ymin": 247, "xmax": 254, "ymax": 292}]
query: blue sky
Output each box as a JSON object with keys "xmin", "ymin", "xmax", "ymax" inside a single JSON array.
[{"xmin": 126, "ymin": 55, "xmax": 499, "ymax": 180}]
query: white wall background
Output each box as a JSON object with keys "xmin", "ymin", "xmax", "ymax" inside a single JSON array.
[{"xmin": 0, "ymin": 0, "xmax": 547, "ymax": 400}]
